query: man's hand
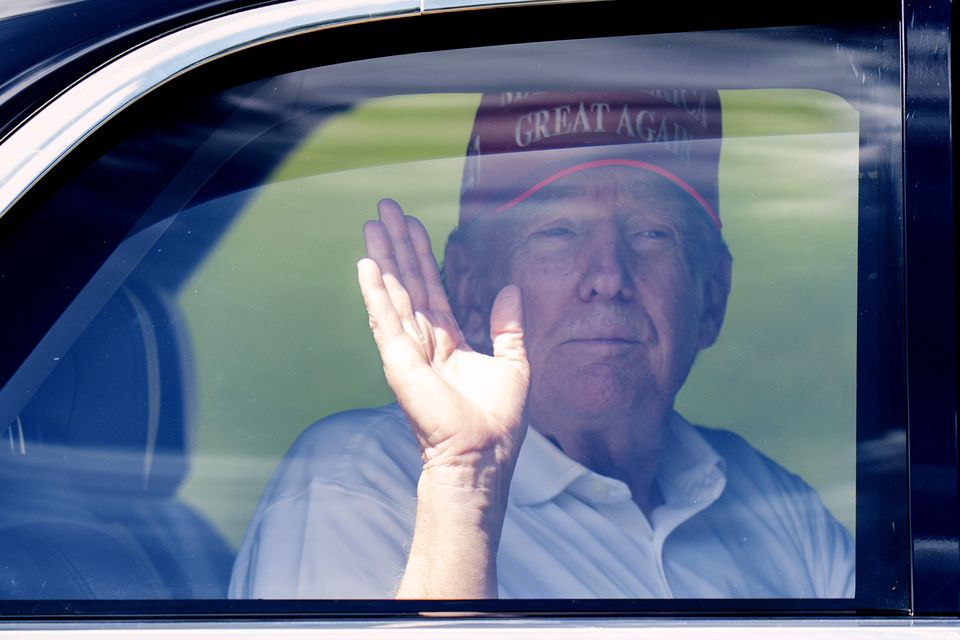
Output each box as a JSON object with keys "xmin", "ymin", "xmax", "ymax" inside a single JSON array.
[{"xmin": 356, "ymin": 198, "xmax": 530, "ymax": 598}]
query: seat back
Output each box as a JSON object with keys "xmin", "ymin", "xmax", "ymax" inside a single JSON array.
[{"xmin": 0, "ymin": 283, "xmax": 232, "ymax": 598}]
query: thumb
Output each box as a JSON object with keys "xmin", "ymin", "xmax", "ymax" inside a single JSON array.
[{"xmin": 490, "ymin": 285, "xmax": 527, "ymax": 370}]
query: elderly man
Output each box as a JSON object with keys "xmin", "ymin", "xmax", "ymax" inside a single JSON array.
[{"xmin": 230, "ymin": 90, "xmax": 854, "ymax": 599}]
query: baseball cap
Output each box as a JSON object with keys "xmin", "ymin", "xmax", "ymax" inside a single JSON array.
[{"xmin": 459, "ymin": 90, "xmax": 723, "ymax": 228}]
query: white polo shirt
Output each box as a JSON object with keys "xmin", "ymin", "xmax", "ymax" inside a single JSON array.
[{"xmin": 230, "ymin": 405, "xmax": 854, "ymax": 599}]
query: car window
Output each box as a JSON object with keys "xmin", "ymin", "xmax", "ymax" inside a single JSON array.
[
  {"xmin": 178, "ymin": 88, "xmax": 862, "ymax": 547},
  {"xmin": 0, "ymin": 12, "xmax": 906, "ymax": 614}
]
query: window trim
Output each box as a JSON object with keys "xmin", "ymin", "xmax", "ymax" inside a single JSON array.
[
  {"xmin": 901, "ymin": 0, "xmax": 959, "ymax": 614},
  {"xmin": 0, "ymin": 0, "xmax": 425, "ymax": 222}
]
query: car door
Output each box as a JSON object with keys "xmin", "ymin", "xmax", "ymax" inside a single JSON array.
[{"xmin": 0, "ymin": 0, "xmax": 955, "ymax": 631}]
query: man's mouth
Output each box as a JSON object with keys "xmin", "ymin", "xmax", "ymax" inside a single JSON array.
[
  {"xmin": 565, "ymin": 336, "xmax": 638, "ymax": 344},
  {"xmin": 557, "ymin": 337, "xmax": 643, "ymax": 360},
  {"xmin": 561, "ymin": 331, "xmax": 644, "ymax": 349},
  {"xmin": 568, "ymin": 334, "xmax": 640, "ymax": 343},
  {"xmin": 555, "ymin": 315, "xmax": 652, "ymax": 350}
]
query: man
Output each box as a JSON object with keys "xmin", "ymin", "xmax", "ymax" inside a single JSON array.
[{"xmin": 230, "ymin": 90, "xmax": 854, "ymax": 599}]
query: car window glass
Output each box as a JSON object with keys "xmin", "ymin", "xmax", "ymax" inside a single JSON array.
[{"xmin": 0, "ymin": 23, "xmax": 904, "ymax": 611}]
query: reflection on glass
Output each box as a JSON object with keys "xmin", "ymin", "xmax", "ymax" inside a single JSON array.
[
  {"xmin": 2, "ymin": 26, "xmax": 900, "ymax": 602},
  {"xmin": 223, "ymin": 88, "xmax": 858, "ymax": 598}
]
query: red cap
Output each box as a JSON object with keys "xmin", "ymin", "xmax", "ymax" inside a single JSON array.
[{"xmin": 459, "ymin": 90, "xmax": 722, "ymax": 228}]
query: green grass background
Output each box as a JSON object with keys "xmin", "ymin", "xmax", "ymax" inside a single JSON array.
[{"xmin": 178, "ymin": 90, "xmax": 859, "ymax": 550}]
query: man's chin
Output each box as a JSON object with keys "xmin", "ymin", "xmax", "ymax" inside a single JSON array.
[{"xmin": 532, "ymin": 364, "xmax": 663, "ymax": 421}]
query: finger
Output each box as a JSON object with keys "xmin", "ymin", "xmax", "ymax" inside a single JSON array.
[
  {"xmin": 363, "ymin": 220, "xmax": 416, "ymax": 321},
  {"xmin": 406, "ymin": 216, "xmax": 453, "ymax": 316},
  {"xmin": 363, "ymin": 219, "xmax": 400, "ymax": 278},
  {"xmin": 358, "ymin": 258, "xmax": 432, "ymax": 382},
  {"xmin": 357, "ymin": 257, "xmax": 406, "ymax": 348},
  {"xmin": 378, "ymin": 198, "xmax": 428, "ymax": 311},
  {"xmin": 490, "ymin": 285, "xmax": 528, "ymax": 372}
]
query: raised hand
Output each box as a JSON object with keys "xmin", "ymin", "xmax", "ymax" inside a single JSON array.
[{"xmin": 357, "ymin": 198, "xmax": 530, "ymax": 471}]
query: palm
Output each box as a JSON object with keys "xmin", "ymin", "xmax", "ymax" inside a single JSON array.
[{"xmin": 357, "ymin": 199, "xmax": 530, "ymax": 467}]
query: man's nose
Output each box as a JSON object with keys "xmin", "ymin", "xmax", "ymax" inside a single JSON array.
[{"xmin": 576, "ymin": 225, "xmax": 636, "ymax": 302}]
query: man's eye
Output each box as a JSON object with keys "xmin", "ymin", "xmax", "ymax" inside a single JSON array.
[
  {"xmin": 535, "ymin": 227, "xmax": 574, "ymax": 238},
  {"xmin": 632, "ymin": 229, "xmax": 672, "ymax": 240}
]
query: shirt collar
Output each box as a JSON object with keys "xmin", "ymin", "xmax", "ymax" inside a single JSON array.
[
  {"xmin": 509, "ymin": 426, "xmax": 590, "ymax": 506},
  {"xmin": 508, "ymin": 412, "xmax": 726, "ymax": 509},
  {"xmin": 657, "ymin": 412, "xmax": 727, "ymax": 508}
]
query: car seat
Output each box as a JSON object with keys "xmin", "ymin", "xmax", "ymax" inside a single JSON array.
[{"xmin": 0, "ymin": 282, "xmax": 233, "ymax": 599}]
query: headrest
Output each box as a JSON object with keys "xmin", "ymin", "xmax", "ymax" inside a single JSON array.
[{"xmin": 9, "ymin": 282, "xmax": 193, "ymax": 498}]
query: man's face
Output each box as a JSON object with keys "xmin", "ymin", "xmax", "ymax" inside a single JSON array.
[{"xmin": 470, "ymin": 166, "xmax": 727, "ymax": 431}]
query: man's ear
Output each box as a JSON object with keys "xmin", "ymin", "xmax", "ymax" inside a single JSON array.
[
  {"xmin": 443, "ymin": 236, "xmax": 491, "ymax": 353},
  {"xmin": 697, "ymin": 249, "xmax": 732, "ymax": 349}
]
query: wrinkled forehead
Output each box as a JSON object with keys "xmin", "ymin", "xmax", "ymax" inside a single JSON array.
[
  {"xmin": 486, "ymin": 165, "xmax": 711, "ymax": 229},
  {"xmin": 519, "ymin": 164, "xmax": 693, "ymax": 204}
]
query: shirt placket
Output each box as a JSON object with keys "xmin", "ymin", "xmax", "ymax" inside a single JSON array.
[{"xmin": 577, "ymin": 474, "xmax": 674, "ymax": 598}]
